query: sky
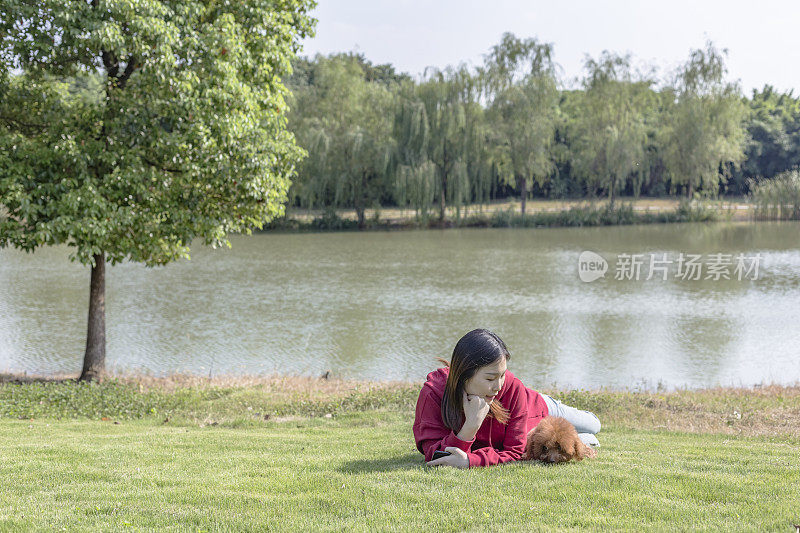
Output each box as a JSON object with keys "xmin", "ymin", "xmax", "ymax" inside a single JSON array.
[{"xmin": 300, "ymin": 0, "xmax": 800, "ymax": 94}]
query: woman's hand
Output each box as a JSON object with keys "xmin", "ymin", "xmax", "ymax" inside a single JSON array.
[
  {"xmin": 426, "ymin": 447, "xmax": 469, "ymax": 469},
  {"xmin": 462, "ymin": 390, "xmax": 491, "ymax": 428}
]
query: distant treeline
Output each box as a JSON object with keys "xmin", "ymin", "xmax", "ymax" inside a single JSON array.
[{"xmin": 285, "ymin": 34, "xmax": 800, "ymax": 227}]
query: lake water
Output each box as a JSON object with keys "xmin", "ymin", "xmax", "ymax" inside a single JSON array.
[{"xmin": 1, "ymin": 222, "xmax": 799, "ymax": 390}]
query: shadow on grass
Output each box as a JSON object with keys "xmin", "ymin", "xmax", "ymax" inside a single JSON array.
[
  {"xmin": 0, "ymin": 373, "xmax": 79, "ymax": 384},
  {"xmin": 339, "ymin": 452, "xmax": 424, "ymax": 473},
  {"xmin": 339, "ymin": 451, "xmax": 583, "ymax": 472}
]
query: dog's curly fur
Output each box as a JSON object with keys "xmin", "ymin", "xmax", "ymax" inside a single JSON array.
[{"xmin": 522, "ymin": 416, "xmax": 598, "ymax": 463}]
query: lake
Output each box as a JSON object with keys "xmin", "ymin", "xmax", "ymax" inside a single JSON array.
[{"xmin": 1, "ymin": 221, "xmax": 799, "ymax": 390}]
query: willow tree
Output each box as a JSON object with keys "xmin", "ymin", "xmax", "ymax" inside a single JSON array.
[
  {"xmin": 289, "ymin": 54, "xmax": 394, "ymax": 228},
  {"xmin": 394, "ymin": 82, "xmax": 437, "ymax": 218},
  {"xmin": 341, "ymin": 80, "xmax": 395, "ymax": 228},
  {"xmin": 416, "ymin": 66, "xmax": 476, "ymax": 224},
  {"xmin": 484, "ymin": 33, "xmax": 559, "ymax": 215},
  {"xmin": 452, "ymin": 65, "xmax": 490, "ymax": 219},
  {"xmin": 568, "ymin": 52, "xmax": 653, "ymax": 206},
  {"xmin": 0, "ymin": 0, "xmax": 315, "ymax": 380},
  {"xmin": 658, "ymin": 42, "xmax": 747, "ymax": 197}
]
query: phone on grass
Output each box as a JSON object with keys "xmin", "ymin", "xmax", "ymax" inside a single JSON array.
[{"xmin": 432, "ymin": 450, "xmax": 451, "ymax": 460}]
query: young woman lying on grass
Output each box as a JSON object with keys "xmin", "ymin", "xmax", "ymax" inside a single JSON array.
[{"xmin": 413, "ymin": 328, "xmax": 601, "ymax": 469}]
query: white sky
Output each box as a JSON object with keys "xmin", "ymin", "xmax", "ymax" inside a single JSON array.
[{"xmin": 300, "ymin": 0, "xmax": 800, "ymax": 94}]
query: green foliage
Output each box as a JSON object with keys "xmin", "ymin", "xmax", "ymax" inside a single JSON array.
[
  {"xmin": 458, "ymin": 201, "xmax": 720, "ymax": 229},
  {"xmin": 484, "ymin": 33, "xmax": 559, "ymax": 213},
  {"xmin": 729, "ymin": 86, "xmax": 800, "ymax": 193},
  {"xmin": 749, "ymin": 169, "xmax": 800, "ymax": 220},
  {"xmin": 0, "ymin": 0, "xmax": 316, "ymax": 265},
  {"xmin": 658, "ymin": 42, "xmax": 748, "ymax": 197},
  {"xmin": 284, "ymin": 36, "xmax": 780, "ymax": 213},
  {"xmin": 416, "ymin": 66, "xmax": 478, "ymax": 221},
  {"xmin": 288, "ymin": 54, "xmax": 395, "ymax": 228},
  {"xmin": 567, "ymin": 52, "xmax": 653, "ymax": 205}
]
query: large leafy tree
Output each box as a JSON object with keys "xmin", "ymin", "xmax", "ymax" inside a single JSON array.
[
  {"xmin": 0, "ymin": 0, "xmax": 316, "ymax": 380},
  {"xmin": 568, "ymin": 52, "xmax": 653, "ymax": 205},
  {"xmin": 393, "ymin": 80, "xmax": 436, "ymax": 218},
  {"xmin": 393, "ymin": 67, "xmax": 487, "ymax": 223},
  {"xmin": 413, "ymin": 66, "xmax": 482, "ymax": 224},
  {"xmin": 658, "ymin": 42, "xmax": 747, "ymax": 197},
  {"xmin": 484, "ymin": 33, "xmax": 559, "ymax": 215},
  {"xmin": 289, "ymin": 54, "xmax": 395, "ymax": 229},
  {"xmin": 728, "ymin": 85, "xmax": 800, "ymax": 194}
]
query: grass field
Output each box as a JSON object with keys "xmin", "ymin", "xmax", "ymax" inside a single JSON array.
[{"xmin": 1, "ymin": 374, "xmax": 799, "ymax": 531}]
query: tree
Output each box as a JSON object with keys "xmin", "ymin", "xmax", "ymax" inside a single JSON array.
[
  {"xmin": 416, "ymin": 66, "xmax": 478, "ymax": 224},
  {"xmin": 658, "ymin": 42, "xmax": 747, "ymax": 197},
  {"xmin": 393, "ymin": 81, "xmax": 437, "ymax": 219},
  {"xmin": 288, "ymin": 54, "xmax": 394, "ymax": 228},
  {"xmin": 728, "ymin": 86, "xmax": 800, "ymax": 194},
  {"xmin": 484, "ymin": 33, "xmax": 559, "ymax": 215},
  {"xmin": 568, "ymin": 52, "xmax": 653, "ymax": 206},
  {"xmin": 0, "ymin": 0, "xmax": 316, "ymax": 380}
]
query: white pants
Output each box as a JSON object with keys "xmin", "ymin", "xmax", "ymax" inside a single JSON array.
[{"xmin": 541, "ymin": 393, "xmax": 601, "ymax": 447}]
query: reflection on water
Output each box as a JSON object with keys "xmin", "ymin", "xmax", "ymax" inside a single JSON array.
[{"xmin": 1, "ymin": 221, "xmax": 799, "ymax": 390}]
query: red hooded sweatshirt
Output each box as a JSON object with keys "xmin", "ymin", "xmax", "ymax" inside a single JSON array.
[{"xmin": 413, "ymin": 367, "xmax": 549, "ymax": 468}]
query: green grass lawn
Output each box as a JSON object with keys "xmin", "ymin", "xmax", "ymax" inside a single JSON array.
[{"xmin": 1, "ymin": 409, "xmax": 799, "ymax": 532}]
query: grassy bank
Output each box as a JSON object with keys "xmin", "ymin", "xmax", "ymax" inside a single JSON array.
[
  {"xmin": 3, "ymin": 373, "xmax": 798, "ymax": 439},
  {"xmin": 266, "ymin": 197, "xmax": 746, "ymax": 232},
  {"xmin": 1, "ymin": 374, "xmax": 799, "ymax": 531}
]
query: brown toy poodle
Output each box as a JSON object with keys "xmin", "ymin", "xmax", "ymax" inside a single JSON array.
[{"xmin": 522, "ymin": 416, "xmax": 598, "ymax": 464}]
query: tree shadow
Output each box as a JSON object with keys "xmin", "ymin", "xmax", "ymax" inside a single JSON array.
[{"xmin": 0, "ymin": 373, "xmax": 79, "ymax": 384}]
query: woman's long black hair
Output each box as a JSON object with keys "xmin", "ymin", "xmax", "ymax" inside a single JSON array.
[{"xmin": 436, "ymin": 328, "xmax": 511, "ymax": 431}]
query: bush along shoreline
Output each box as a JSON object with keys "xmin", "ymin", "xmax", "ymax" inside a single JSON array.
[{"xmin": 261, "ymin": 200, "xmax": 727, "ymax": 233}]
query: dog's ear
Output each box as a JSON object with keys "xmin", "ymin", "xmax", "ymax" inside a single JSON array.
[
  {"xmin": 530, "ymin": 439, "xmax": 545, "ymax": 461},
  {"xmin": 521, "ymin": 430, "xmax": 535, "ymax": 460}
]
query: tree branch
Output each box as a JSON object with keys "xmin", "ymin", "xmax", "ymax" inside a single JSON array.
[
  {"xmin": 142, "ymin": 156, "xmax": 184, "ymax": 174},
  {"xmin": 117, "ymin": 55, "xmax": 138, "ymax": 89},
  {"xmin": 0, "ymin": 113, "xmax": 47, "ymax": 132},
  {"xmin": 102, "ymin": 49, "xmax": 119, "ymax": 79}
]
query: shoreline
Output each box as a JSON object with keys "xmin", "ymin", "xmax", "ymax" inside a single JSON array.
[
  {"xmin": 285, "ymin": 196, "xmax": 753, "ymax": 221},
  {"xmin": 3, "ymin": 370, "xmax": 798, "ymax": 393},
  {"xmin": 263, "ymin": 197, "xmax": 755, "ymax": 232}
]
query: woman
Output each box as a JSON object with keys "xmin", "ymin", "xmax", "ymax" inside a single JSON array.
[{"xmin": 413, "ymin": 328, "xmax": 601, "ymax": 469}]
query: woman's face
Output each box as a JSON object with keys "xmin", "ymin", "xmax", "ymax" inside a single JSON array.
[{"xmin": 463, "ymin": 357, "xmax": 507, "ymax": 404}]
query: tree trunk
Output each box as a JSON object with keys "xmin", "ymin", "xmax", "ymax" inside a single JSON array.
[
  {"xmin": 356, "ymin": 171, "xmax": 367, "ymax": 230},
  {"xmin": 356, "ymin": 207, "xmax": 365, "ymax": 230},
  {"xmin": 519, "ymin": 175, "xmax": 528, "ymax": 216},
  {"xmin": 609, "ymin": 176, "xmax": 616, "ymax": 209},
  {"xmin": 438, "ymin": 176, "xmax": 447, "ymax": 225},
  {"xmin": 80, "ymin": 253, "xmax": 106, "ymax": 381}
]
